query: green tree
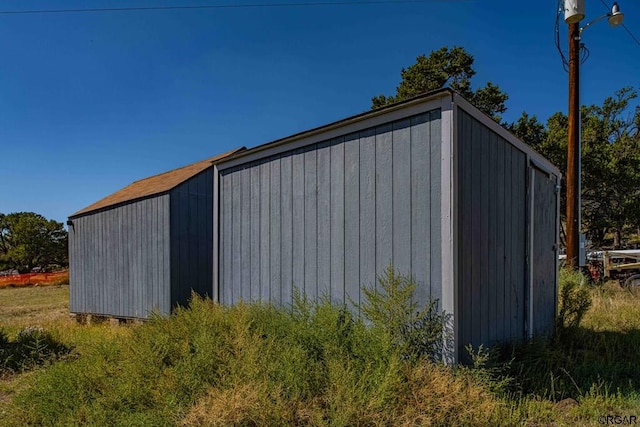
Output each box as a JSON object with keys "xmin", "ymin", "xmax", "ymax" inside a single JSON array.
[
  {"xmin": 511, "ymin": 87, "xmax": 640, "ymax": 248},
  {"xmin": 371, "ymin": 46, "xmax": 509, "ymax": 121},
  {"xmin": 0, "ymin": 212, "xmax": 68, "ymax": 273},
  {"xmin": 580, "ymin": 87, "xmax": 640, "ymax": 247},
  {"xmin": 508, "ymin": 112, "xmax": 547, "ymax": 150}
]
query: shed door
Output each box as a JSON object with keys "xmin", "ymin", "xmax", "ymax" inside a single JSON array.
[{"xmin": 529, "ymin": 166, "xmax": 558, "ymax": 337}]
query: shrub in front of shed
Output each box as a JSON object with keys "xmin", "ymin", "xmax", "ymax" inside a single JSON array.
[{"xmin": 10, "ymin": 273, "xmax": 510, "ymax": 426}]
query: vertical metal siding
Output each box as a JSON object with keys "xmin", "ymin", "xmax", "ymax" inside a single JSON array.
[
  {"xmin": 344, "ymin": 134, "xmax": 360, "ymax": 308},
  {"xmin": 280, "ymin": 155, "xmax": 294, "ymax": 304},
  {"xmin": 317, "ymin": 141, "xmax": 331, "ymax": 298},
  {"xmin": 69, "ymin": 195, "xmax": 171, "ymax": 318},
  {"xmin": 240, "ymin": 167, "xmax": 252, "ymax": 301},
  {"xmin": 218, "ymin": 110, "xmax": 442, "ymax": 308},
  {"xmin": 221, "ymin": 172, "xmax": 233, "ymax": 305},
  {"xmin": 270, "ymin": 158, "xmax": 282, "ymax": 302},
  {"xmin": 250, "ymin": 166, "xmax": 261, "ymax": 301},
  {"xmin": 330, "ymin": 138, "xmax": 346, "ymax": 303},
  {"xmin": 428, "ymin": 111, "xmax": 443, "ymax": 301},
  {"xmin": 170, "ymin": 168, "xmax": 214, "ymax": 309},
  {"xmin": 456, "ymin": 109, "xmax": 528, "ymax": 359},
  {"xmin": 292, "ymin": 148, "xmax": 306, "ymax": 299},
  {"xmin": 359, "ymin": 128, "xmax": 376, "ymax": 294}
]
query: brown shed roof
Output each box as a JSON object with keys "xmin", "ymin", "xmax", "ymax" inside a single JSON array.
[{"xmin": 70, "ymin": 148, "xmax": 244, "ymax": 218}]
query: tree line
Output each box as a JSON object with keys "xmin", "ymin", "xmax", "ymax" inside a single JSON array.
[
  {"xmin": 373, "ymin": 46, "xmax": 640, "ymax": 249},
  {"xmin": 0, "ymin": 212, "xmax": 68, "ymax": 274}
]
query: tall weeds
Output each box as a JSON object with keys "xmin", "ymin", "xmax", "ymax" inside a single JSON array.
[{"xmin": 8, "ymin": 268, "xmax": 503, "ymax": 427}]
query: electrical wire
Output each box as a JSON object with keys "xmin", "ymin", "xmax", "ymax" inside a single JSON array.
[
  {"xmin": 580, "ymin": 43, "xmax": 590, "ymax": 64},
  {"xmin": 555, "ymin": 0, "xmax": 570, "ymax": 71},
  {"xmin": 560, "ymin": 0, "xmax": 639, "ymax": 69},
  {"xmin": 621, "ymin": 23, "xmax": 640, "ymax": 47},
  {"xmin": 0, "ymin": 0, "xmax": 470, "ymax": 15}
]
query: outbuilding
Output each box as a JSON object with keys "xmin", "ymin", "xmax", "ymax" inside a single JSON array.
[
  {"xmin": 68, "ymin": 149, "xmax": 241, "ymax": 319},
  {"xmin": 213, "ymin": 89, "xmax": 560, "ymax": 361}
]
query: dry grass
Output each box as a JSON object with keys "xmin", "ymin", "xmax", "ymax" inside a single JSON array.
[
  {"xmin": 181, "ymin": 362, "xmax": 507, "ymax": 427},
  {"xmin": 180, "ymin": 382, "xmax": 321, "ymax": 427},
  {"xmin": 0, "ymin": 285, "xmax": 133, "ymax": 347},
  {"xmin": 397, "ymin": 363, "xmax": 504, "ymax": 426},
  {"xmin": 0, "ymin": 286, "xmax": 71, "ymax": 419},
  {"xmin": 0, "ymin": 285, "xmax": 70, "ymax": 332},
  {"xmin": 582, "ymin": 281, "xmax": 640, "ymax": 331}
]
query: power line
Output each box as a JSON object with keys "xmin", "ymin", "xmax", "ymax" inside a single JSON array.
[
  {"xmin": 597, "ymin": 0, "xmax": 640, "ymax": 48},
  {"xmin": 0, "ymin": 0, "xmax": 470, "ymax": 16},
  {"xmin": 621, "ymin": 23, "xmax": 640, "ymax": 47},
  {"xmin": 555, "ymin": 0, "xmax": 569, "ymax": 71}
]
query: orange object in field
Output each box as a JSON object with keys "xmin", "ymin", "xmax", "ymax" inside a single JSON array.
[{"xmin": 0, "ymin": 271, "xmax": 69, "ymax": 288}]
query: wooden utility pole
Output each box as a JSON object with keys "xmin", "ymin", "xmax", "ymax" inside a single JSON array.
[{"xmin": 566, "ymin": 22, "xmax": 581, "ymax": 268}]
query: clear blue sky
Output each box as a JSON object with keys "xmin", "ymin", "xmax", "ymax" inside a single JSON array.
[{"xmin": 1, "ymin": 0, "xmax": 638, "ymax": 224}]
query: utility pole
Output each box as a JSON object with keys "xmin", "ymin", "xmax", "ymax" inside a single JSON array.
[
  {"xmin": 566, "ymin": 21, "xmax": 580, "ymax": 269},
  {"xmin": 563, "ymin": 1, "xmax": 623, "ymax": 269}
]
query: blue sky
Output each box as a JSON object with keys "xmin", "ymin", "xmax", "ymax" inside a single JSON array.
[{"xmin": 1, "ymin": 0, "xmax": 638, "ymax": 224}]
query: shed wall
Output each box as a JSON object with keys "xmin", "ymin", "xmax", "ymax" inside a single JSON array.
[
  {"xmin": 170, "ymin": 169, "xmax": 214, "ymax": 308},
  {"xmin": 69, "ymin": 195, "xmax": 171, "ymax": 317},
  {"xmin": 456, "ymin": 109, "xmax": 528, "ymax": 357},
  {"xmin": 218, "ymin": 110, "xmax": 442, "ymax": 308},
  {"xmin": 531, "ymin": 167, "xmax": 559, "ymax": 336}
]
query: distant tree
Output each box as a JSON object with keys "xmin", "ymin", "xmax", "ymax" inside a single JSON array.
[
  {"xmin": 508, "ymin": 112, "xmax": 548, "ymax": 149},
  {"xmin": 512, "ymin": 87, "xmax": 640, "ymax": 249},
  {"xmin": 580, "ymin": 87, "xmax": 640, "ymax": 248},
  {"xmin": 0, "ymin": 212, "xmax": 68, "ymax": 273},
  {"xmin": 372, "ymin": 46, "xmax": 509, "ymax": 121}
]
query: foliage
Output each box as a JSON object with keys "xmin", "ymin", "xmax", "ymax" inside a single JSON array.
[
  {"xmin": 0, "ymin": 326, "xmax": 71, "ymax": 375},
  {"xmin": 361, "ymin": 265, "xmax": 446, "ymax": 362},
  {"xmin": 7, "ymin": 279, "xmax": 640, "ymax": 425},
  {"xmin": 557, "ymin": 268, "xmax": 592, "ymax": 331},
  {"xmin": 462, "ymin": 344, "xmax": 513, "ymax": 396},
  {"xmin": 511, "ymin": 87, "xmax": 640, "ymax": 248},
  {"xmin": 0, "ymin": 212, "xmax": 68, "ymax": 273},
  {"xmin": 581, "ymin": 88, "xmax": 640, "ymax": 247},
  {"xmin": 372, "ymin": 46, "xmax": 509, "ymax": 121},
  {"xmin": 7, "ymin": 278, "xmax": 494, "ymax": 427}
]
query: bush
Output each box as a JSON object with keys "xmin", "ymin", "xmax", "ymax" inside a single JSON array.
[
  {"xmin": 9, "ymin": 273, "xmax": 505, "ymax": 426},
  {"xmin": 557, "ymin": 268, "xmax": 592, "ymax": 331},
  {"xmin": 361, "ymin": 265, "xmax": 447, "ymax": 362},
  {"xmin": 0, "ymin": 326, "xmax": 70, "ymax": 375}
]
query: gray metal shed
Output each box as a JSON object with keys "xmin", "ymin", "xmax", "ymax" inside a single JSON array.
[
  {"xmin": 68, "ymin": 149, "xmax": 242, "ymax": 319},
  {"xmin": 213, "ymin": 89, "xmax": 560, "ymax": 362}
]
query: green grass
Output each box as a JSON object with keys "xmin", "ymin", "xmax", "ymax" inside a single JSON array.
[{"xmin": 2, "ymin": 271, "xmax": 640, "ymax": 426}]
